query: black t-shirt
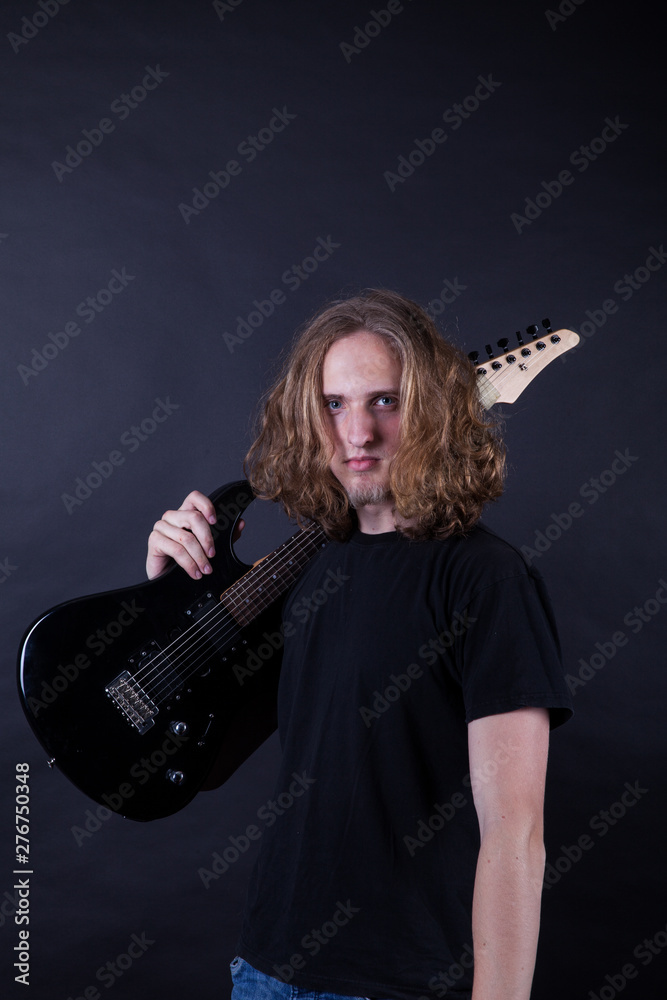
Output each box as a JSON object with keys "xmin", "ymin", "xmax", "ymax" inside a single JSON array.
[{"xmin": 238, "ymin": 524, "xmax": 573, "ymax": 1000}]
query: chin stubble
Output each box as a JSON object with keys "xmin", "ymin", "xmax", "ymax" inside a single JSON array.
[{"xmin": 346, "ymin": 482, "xmax": 393, "ymax": 508}]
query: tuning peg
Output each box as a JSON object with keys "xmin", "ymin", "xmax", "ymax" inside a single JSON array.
[
  {"xmin": 497, "ymin": 337, "xmax": 509, "ymax": 352},
  {"xmin": 468, "ymin": 350, "xmax": 479, "ymax": 364},
  {"xmin": 485, "ymin": 344, "xmax": 494, "ymax": 359},
  {"xmin": 515, "ymin": 329, "xmax": 524, "ymax": 346},
  {"xmin": 541, "ymin": 317, "xmax": 552, "ymax": 332},
  {"xmin": 526, "ymin": 324, "xmax": 539, "ymax": 339}
]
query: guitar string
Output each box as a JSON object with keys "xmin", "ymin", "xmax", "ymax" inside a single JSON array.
[
  {"xmin": 133, "ymin": 532, "xmax": 323, "ymax": 706},
  {"xmin": 130, "ymin": 526, "xmax": 327, "ymax": 703},
  {"xmin": 143, "ymin": 538, "xmax": 308, "ymax": 702},
  {"xmin": 145, "ymin": 530, "xmax": 326, "ymax": 704},
  {"xmin": 134, "ymin": 525, "xmax": 324, "ymax": 692}
]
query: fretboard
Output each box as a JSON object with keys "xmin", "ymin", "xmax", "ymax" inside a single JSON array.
[{"xmin": 220, "ymin": 522, "xmax": 328, "ymax": 626}]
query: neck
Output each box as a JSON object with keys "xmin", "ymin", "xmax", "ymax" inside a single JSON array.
[
  {"xmin": 356, "ymin": 505, "xmax": 396, "ymax": 534},
  {"xmin": 356, "ymin": 500, "xmax": 416, "ymax": 534}
]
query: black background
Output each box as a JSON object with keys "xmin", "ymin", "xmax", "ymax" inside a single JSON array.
[{"xmin": 2, "ymin": 1, "xmax": 665, "ymax": 998}]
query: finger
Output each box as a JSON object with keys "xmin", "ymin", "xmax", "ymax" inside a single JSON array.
[
  {"xmin": 160, "ymin": 506, "xmax": 217, "ymax": 559},
  {"xmin": 149, "ymin": 518, "xmax": 213, "ymax": 578},
  {"xmin": 179, "ymin": 490, "xmax": 217, "ymax": 525}
]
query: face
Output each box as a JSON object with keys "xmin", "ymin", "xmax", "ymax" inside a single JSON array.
[{"xmin": 321, "ymin": 330, "xmax": 402, "ymax": 514}]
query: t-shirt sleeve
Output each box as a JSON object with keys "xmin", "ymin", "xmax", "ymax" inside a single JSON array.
[{"xmin": 454, "ymin": 567, "xmax": 574, "ymax": 730}]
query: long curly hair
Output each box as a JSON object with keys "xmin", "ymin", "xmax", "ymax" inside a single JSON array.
[{"xmin": 244, "ymin": 288, "xmax": 505, "ymax": 541}]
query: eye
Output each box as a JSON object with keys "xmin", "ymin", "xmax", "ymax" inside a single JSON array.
[
  {"xmin": 325, "ymin": 399, "xmax": 342, "ymax": 411},
  {"xmin": 376, "ymin": 395, "xmax": 397, "ymax": 406}
]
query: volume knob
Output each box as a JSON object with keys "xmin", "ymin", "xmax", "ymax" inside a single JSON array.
[
  {"xmin": 170, "ymin": 720, "xmax": 188, "ymax": 735},
  {"xmin": 166, "ymin": 769, "xmax": 185, "ymax": 785}
]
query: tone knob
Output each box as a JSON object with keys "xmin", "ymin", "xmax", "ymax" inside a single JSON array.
[
  {"xmin": 166, "ymin": 769, "xmax": 185, "ymax": 785},
  {"xmin": 170, "ymin": 720, "xmax": 188, "ymax": 735}
]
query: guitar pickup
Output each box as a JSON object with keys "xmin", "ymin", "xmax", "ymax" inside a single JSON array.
[{"xmin": 105, "ymin": 670, "xmax": 158, "ymax": 733}]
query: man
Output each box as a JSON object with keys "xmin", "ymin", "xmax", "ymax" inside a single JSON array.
[{"xmin": 147, "ymin": 289, "xmax": 573, "ymax": 1000}]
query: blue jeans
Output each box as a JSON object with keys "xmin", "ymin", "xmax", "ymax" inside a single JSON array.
[{"xmin": 230, "ymin": 955, "xmax": 383, "ymax": 1000}]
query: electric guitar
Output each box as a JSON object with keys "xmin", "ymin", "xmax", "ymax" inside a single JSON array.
[{"xmin": 17, "ymin": 321, "xmax": 579, "ymax": 821}]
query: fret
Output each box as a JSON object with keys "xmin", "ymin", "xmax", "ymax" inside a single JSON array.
[{"xmin": 220, "ymin": 523, "xmax": 327, "ymax": 625}]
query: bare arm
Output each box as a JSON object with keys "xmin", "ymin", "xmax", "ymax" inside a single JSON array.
[{"xmin": 468, "ymin": 706, "xmax": 550, "ymax": 1000}]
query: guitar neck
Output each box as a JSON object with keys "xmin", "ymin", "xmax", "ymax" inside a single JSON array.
[
  {"xmin": 220, "ymin": 522, "xmax": 328, "ymax": 626},
  {"xmin": 476, "ymin": 327, "xmax": 580, "ymax": 408}
]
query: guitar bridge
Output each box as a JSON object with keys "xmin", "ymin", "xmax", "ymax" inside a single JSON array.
[{"xmin": 105, "ymin": 670, "xmax": 158, "ymax": 733}]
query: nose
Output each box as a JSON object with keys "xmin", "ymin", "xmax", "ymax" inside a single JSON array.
[{"xmin": 346, "ymin": 405, "xmax": 376, "ymax": 448}]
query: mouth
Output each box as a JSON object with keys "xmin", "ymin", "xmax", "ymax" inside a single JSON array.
[{"xmin": 345, "ymin": 457, "xmax": 381, "ymax": 471}]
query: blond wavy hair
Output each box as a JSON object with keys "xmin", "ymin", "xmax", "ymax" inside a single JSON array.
[{"xmin": 244, "ymin": 288, "xmax": 505, "ymax": 540}]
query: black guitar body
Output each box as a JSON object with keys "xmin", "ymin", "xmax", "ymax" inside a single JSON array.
[{"xmin": 17, "ymin": 482, "xmax": 290, "ymax": 821}]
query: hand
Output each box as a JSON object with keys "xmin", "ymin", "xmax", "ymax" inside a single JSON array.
[{"xmin": 146, "ymin": 489, "xmax": 244, "ymax": 581}]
